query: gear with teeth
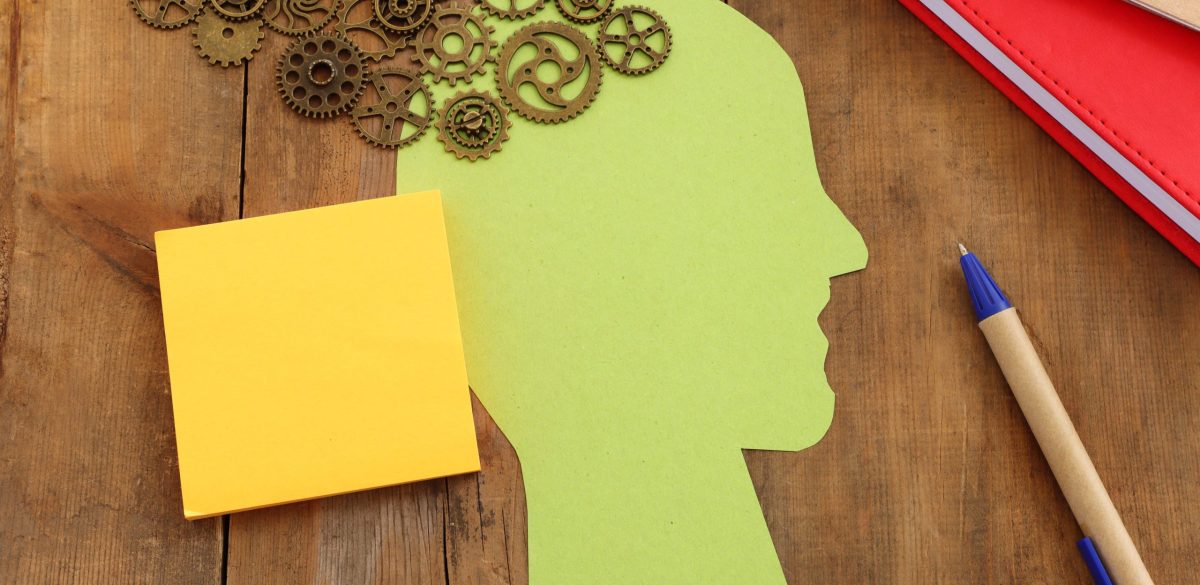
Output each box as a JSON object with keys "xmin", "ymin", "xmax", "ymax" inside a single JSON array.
[
  {"xmin": 351, "ymin": 69, "xmax": 434, "ymax": 149},
  {"xmin": 413, "ymin": 4, "xmax": 497, "ymax": 86},
  {"xmin": 335, "ymin": 0, "xmax": 411, "ymax": 61},
  {"xmin": 375, "ymin": 0, "xmax": 434, "ymax": 34},
  {"xmin": 474, "ymin": 0, "xmax": 545, "ymax": 20},
  {"xmin": 496, "ymin": 21, "xmax": 602, "ymax": 124},
  {"xmin": 211, "ymin": 0, "xmax": 268, "ymax": 20},
  {"xmin": 276, "ymin": 34, "xmax": 369, "ymax": 119},
  {"xmin": 437, "ymin": 90, "xmax": 511, "ymax": 161},
  {"xmin": 596, "ymin": 5, "xmax": 671, "ymax": 76},
  {"xmin": 131, "ymin": 0, "xmax": 205, "ymax": 29},
  {"xmin": 262, "ymin": 0, "xmax": 338, "ymax": 35},
  {"xmin": 554, "ymin": 0, "xmax": 611, "ymax": 24},
  {"xmin": 193, "ymin": 11, "xmax": 266, "ymax": 67}
]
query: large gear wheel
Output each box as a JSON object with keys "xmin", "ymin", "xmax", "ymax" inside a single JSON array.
[
  {"xmin": 351, "ymin": 69, "xmax": 434, "ymax": 149},
  {"xmin": 496, "ymin": 21, "xmax": 602, "ymax": 124},
  {"xmin": 276, "ymin": 34, "xmax": 369, "ymax": 119},
  {"xmin": 437, "ymin": 90, "xmax": 511, "ymax": 161},
  {"xmin": 131, "ymin": 0, "xmax": 205, "ymax": 30},
  {"xmin": 192, "ymin": 11, "xmax": 266, "ymax": 67},
  {"xmin": 596, "ymin": 5, "xmax": 671, "ymax": 76},
  {"xmin": 375, "ymin": 0, "xmax": 433, "ymax": 34},
  {"xmin": 554, "ymin": 0, "xmax": 611, "ymax": 24},
  {"xmin": 210, "ymin": 0, "xmax": 267, "ymax": 20},
  {"xmin": 413, "ymin": 4, "xmax": 497, "ymax": 86},
  {"xmin": 475, "ymin": 0, "xmax": 545, "ymax": 20},
  {"xmin": 335, "ymin": 0, "xmax": 411, "ymax": 61},
  {"xmin": 262, "ymin": 0, "xmax": 337, "ymax": 35}
]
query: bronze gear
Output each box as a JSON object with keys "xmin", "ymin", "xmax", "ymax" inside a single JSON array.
[
  {"xmin": 131, "ymin": 0, "xmax": 204, "ymax": 29},
  {"xmin": 276, "ymin": 34, "xmax": 369, "ymax": 118},
  {"xmin": 351, "ymin": 69, "xmax": 434, "ymax": 149},
  {"xmin": 495, "ymin": 21, "xmax": 602, "ymax": 124},
  {"xmin": 210, "ymin": 0, "xmax": 267, "ymax": 20},
  {"xmin": 554, "ymin": 0, "xmax": 610, "ymax": 24},
  {"xmin": 475, "ymin": 0, "xmax": 545, "ymax": 20},
  {"xmin": 437, "ymin": 90, "xmax": 511, "ymax": 161},
  {"xmin": 596, "ymin": 5, "xmax": 671, "ymax": 75},
  {"xmin": 262, "ymin": 0, "xmax": 337, "ymax": 35},
  {"xmin": 374, "ymin": 0, "xmax": 433, "ymax": 35},
  {"xmin": 412, "ymin": 4, "xmax": 497, "ymax": 86},
  {"xmin": 192, "ymin": 11, "xmax": 266, "ymax": 67},
  {"xmin": 335, "ymin": 0, "xmax": 411, "ymax": 61}
]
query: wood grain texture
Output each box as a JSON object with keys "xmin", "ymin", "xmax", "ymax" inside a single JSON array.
[
  {"xmin": 2, "ymin": 1, "xmax": 1197, "ymax": 584},
  {"xmin": 0, "ymin": 0, "xmax": 240, "ymax": 582}
]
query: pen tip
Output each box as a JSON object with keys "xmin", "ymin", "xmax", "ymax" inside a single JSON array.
[{"xmin": 957, "ymin": 243, "xmax": 969, "ymax": 257}]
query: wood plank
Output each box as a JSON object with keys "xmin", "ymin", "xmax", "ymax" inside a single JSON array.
[
  {"xmin": 0, "ymin": 0, "xmax": 242, "ymax": 582},
  {"xmin": 731, "ymin": 1, "xmax": 1200, "ymax": 584}
]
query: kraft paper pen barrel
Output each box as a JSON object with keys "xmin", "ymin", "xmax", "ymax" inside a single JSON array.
[{"xmin": 958, "ymin": 244, "xmax": 1154, "ymax": 585}]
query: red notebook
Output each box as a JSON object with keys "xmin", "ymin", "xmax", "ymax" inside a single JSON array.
[{"xmin": 900, "ymin": 0, "xmax": 1200, "ymax": 265}]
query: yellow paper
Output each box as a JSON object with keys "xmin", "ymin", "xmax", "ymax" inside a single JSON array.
[{"xmin": 155, "ymin": 192, "xmax": 479, "ymax": 520}]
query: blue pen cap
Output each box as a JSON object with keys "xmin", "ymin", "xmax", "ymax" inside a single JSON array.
[
  {"xmin": 1078, "ymin": 538, "xmax": 1114, "ymax": 585},
  {"xmin": 959, "ymin": 250, "xmax": 1012, "ymax": 322}
]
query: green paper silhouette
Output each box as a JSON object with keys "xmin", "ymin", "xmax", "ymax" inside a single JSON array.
[{"xmin": 396, "ymin": 1, "xmax": 867, "ymax": 583}]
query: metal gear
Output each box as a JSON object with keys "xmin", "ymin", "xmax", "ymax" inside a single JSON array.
[
  {"xmin": 193, "ymin": 11, "xmax": 266, "ymax": 67},
  {"xmin": 335, "ymin": 0, "xmax": 411, "ymax": 61},
  {"xmin": 437, "ymin": 90, "xmax": 511, "ymax": 161},
  {"xmin": 210, "ymin": 0, "xmax": 267, "ymax": 20},
  {"xmin": 474, "ymin": 0, "xmax": 545, "ymax": 20},
  {"xmin": 554, "ymin": 0, "xmax": 610, "ymax": 24},
  {"xmin": 131, "ymin": 0, "xmax": 204, "ymax": 29},
  {"xmin": 276, "ymin": 34, "xmax": 369, "ymax": 118},
  {"xmin": 374, "ymin": 0, "xmax": 433, "ymax": 35},
  {"xmin": 262, "ymin": 0, "xmax": 337, "ymax": 35},
  {"xmin": 596, "ymin": 5, "xmax": 671, "ymax": 76},
  {"xmin": 412, "ymin": 4, "xmax": 497, "ymax": 86},
  {"xmin": 495, "ymin": 21, "xmax": 602, "ymax": 124},
  {"xmin": 351, "ymin": 69, "xmax": 434, "ymax": 149}
]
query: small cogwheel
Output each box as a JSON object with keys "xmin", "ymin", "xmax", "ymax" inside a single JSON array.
[
  {"xmin": 554, "ymin": 0, "xmax": 611, "ymax": 24},
  {"xmin": 262, "ymin": 0, "xmax": 338, "ymax": 35},
  {"xmin": 474, "ymin": 0, "xmax": 545, "ymax": 20},
  {"xmin": 131, "ymin": 0, "xmax": 204, "ymax": 29},
  {"xmin": 193, "ymin": 11, "xmax": 266, "ymax": 67},
  {"xmin": 276, "ymin": 34, "xmax": 369, "ymax": 118},
  {"xmin": 336, "ymin": 0, "xmax": 411, "ymax": 61},
  {"xmin": 437, "ymin": 90, "xmax": 511, "ymax": 161},
  {"xmin": 375, "ymin": 0, "xmax": 433, "ymax": 35},
  {"xmin": 211, "ymin": 0, "xmax": 267, "ymax": 20},
  {"xmin": 496, "ymin": 21, "xmax": 602, "ymax": 124},
  {"xmin": 412, "ymin": 4, "xmax": 497, "ymax": 86},
  {"xmin": 352, "ymin": 69, "xmax": 434, "ymax": 149},
  {"xmin": 596, "ymin": 5, "xmax": 671, "ymax": 75}
]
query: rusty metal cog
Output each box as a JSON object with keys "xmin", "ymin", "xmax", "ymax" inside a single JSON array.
[
  {"xmin": 475, "ymin": 0, "xmax": 545, "ymax": 20},
  {"xmin": 496, "ymin": 21, "xmax": 602, "ymax": 124},
  {"xmin": 437, "ymin": 90, "xmax": 511, "ymax": 161},
  {"xmin": 412, "ymin": 4, "xmax": 497, "ymax": 86},
  {"xmin": 375, "ymin": 0, "xmax": 433, "ymax": 35},
  {"xmin": 193, "ymin": 11, "xmax": 266, "ymax": 67},
  {"xmin": 596, "ymin": 5, "xmax": 671, "ymax": 75},
  {"xmin": 335, "ymin": 0, "xmax": 411, "ymax": 61},
  {"xmin": 352, "ymin": 69, "xmax": 434, "ymax": 149},
  {"xmin": 276, "ymin": 34, "xmax": 369, "ymax": 118},
  {"xmin": 554, "ymin": 0, "xmax": 610, "ymax": 24},
  {"xmin": 262, "ymin": 0, "xmax": 337, "ymax": 35},
  {"xmin": 131, "ymin": 0, "xmax": 204, "ymax": 29},
  {"xmin": 211, "ymin": 0, "xmax": 267, "ymax": 20}
]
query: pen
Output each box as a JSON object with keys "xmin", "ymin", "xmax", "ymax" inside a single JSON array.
[{"xmin": 957, "ymin": 244, "xmax": 1154, "ymax": 585}]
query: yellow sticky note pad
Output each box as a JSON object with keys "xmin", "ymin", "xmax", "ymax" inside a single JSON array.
[{"xmin": 155, "ymin": 192, "xmax": 479, "ymax": 519}]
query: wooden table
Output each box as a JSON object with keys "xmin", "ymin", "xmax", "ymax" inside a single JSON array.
[{"xmin": 2, "ymin": 1, "xmax": 1196, "ymax": 583}]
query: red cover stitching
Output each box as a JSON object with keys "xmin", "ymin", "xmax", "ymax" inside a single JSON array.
[{"xmin": 958, "ymin": 0, "xmax": 1200, "ymax": 206}]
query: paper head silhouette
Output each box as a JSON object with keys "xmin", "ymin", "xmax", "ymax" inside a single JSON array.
[{"xmin": 397, "ymin": 1, "xmax": 867, "ymax": 583}]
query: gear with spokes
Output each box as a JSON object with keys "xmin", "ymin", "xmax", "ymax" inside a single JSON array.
[
  {"xmin": 193, "ymin": 11, "xmax": 267, "ymax": 67},
  {"xmin": 352, "ymin": 69, "xmax": 434, "ymax": 149},
  {"xmin": 131, "ymin": 0, "xmax": 205, "ymax": 29},
  {"xmin": 375, "ymin": 0, "xmax": 433, "ymax": 35},
  {"xmin": 412, "ymin": 4, "xmax": 497, "ymax": 86},
  {"xmin": 437, "ymin": 90, "xmax": 511, "ymax": 161},
  {"xmin": 596, "ymin": 5, "xmax": 671, "ymax": 75},
  {"xmin": 554, "ymin": 0, "xmax": 611, "ymax": 24},
  {"xmin": 495, "ymin": 21, "xmax": 602, "ymax": 124},
  {"xmin": 276, "ymin": 34, "xmax": 369, "ymax": 118}
]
